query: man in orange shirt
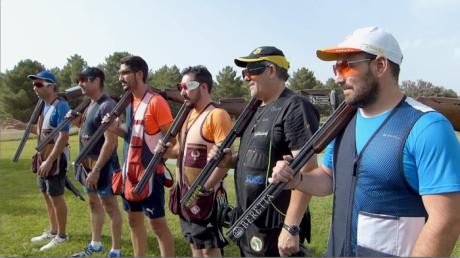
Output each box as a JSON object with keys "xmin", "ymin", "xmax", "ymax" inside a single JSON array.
[
  {"xmin": 108, "ymin": 56, "xmax": 175, "ymax": 257},
  {"xmin": 157, "ymin": 65, "xmax": 232, "ymax": 257}
]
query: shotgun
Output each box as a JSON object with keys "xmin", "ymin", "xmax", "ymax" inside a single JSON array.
[
  {"xmin": 133, "ymin": 101, "xmax": 194, "ymax": 195},
  {"xmin": 180, "ymin": 97, "xmax": 262, "ymax": 207},
  {"xmin": 12, "ymin": 99, "xmax": 45, "ymax": 162},
  {"xmin": 416, "ymin": 96, "xmax": 460, "ymax": 131},
  {"xmin": 226, "ymin": 101, "xmax": 357, "ymax": 242},
  {"xmin": 74, "ymin": 87, "xmax": 132, "ymax": 166},
  {"xmin": 36, "ymin": 98, "xmax": 92, "ymax": 152}
]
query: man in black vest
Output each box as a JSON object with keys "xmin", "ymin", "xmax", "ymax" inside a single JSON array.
[
  {"xmin": 69, "ymin": 67, "xmax": 123, "ymax": 257},
  {"xmin": 210, "ymin": 46, "xmax": 319, "ymax": 256},
  {"xmin": 269, "ymin": 27, "xmax": 460, "ymax": 257}
]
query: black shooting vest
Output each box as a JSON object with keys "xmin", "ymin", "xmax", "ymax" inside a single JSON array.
[{"xmin": 235, "ymin": 88, "xmax": 313, "ymax": 256}]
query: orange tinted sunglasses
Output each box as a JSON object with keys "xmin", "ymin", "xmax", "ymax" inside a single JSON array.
[{"xmin": 333, "ymin": 58, "xmax": 374, "ymax": 77}]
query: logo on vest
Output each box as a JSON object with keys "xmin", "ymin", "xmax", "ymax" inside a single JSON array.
[
  {"xmin": 250, "ymin": 236, "xmax": 263, "ymax": 252},
  {"xmin": 382, "ymin": 133, "xmax": 401, "ymax": 141},
  {"xmin": 190, "ymin": 205, "xmax": 200, "ymax": 215},
  {"xmin": 191, "ymin": 150, "xmax": 200, "ymax": 161}
]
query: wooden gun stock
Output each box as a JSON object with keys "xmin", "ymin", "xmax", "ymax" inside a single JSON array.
[
  {"xmin": 133, "ymin": 101, "xmax": 194, "ymax": 195},
  {"xmin": 226, "ymin": 102, "xmax": 357, "ymax": 242},
  {"xmin": 416, "ymin": 96, "xmax": 460, "ymax": 131},
  {"xmin": 12, "ymin": 99, "xmax": 45, "ymax": 162},
  {"xmin": 74, "ymin": 88, "xmax": 133, "ymax": 166},
  {"xmin": 180, "ymin": 97, "xmax": 262, "ymax": 207}
]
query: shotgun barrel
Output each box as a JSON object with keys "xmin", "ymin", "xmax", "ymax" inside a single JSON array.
[
  {"xmin": 133, "ymin": 101, "xmax": 194, "ymax": 195},
  {"xmin": 180, "ymin": 97, "xmax": 262, "ymax": 207}
]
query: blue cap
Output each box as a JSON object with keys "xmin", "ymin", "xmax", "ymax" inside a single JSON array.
[{"xmin": 27, "ymin": 71, "xmax": 57, "ymax": 84}]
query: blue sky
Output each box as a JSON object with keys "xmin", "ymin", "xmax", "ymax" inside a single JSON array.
[{"xmin": 2, "ymin": 0, "xmax": 460, "ymax": 94}]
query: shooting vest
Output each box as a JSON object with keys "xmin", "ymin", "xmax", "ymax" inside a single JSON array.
[
  {"xmin": 123, "ymin": 90, "xmax": 164, "ymax": 201},
  {"xmin": 235, "ymin": 89, "xmax": 313, "ymax": 256},
  {"xmin": 38, "ymin": 98, "xmax": 69, "ymax": 176},
  {"xmin": 326, "ymin": 97, "xmax": 431, "ymax": 257},
  {"xmin": 178, "ymin": 103, "xmax": 216, "ymax": 187}
]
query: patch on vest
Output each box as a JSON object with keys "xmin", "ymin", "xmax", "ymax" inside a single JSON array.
[
  {"xmin": 184, "ymin": 143, "xmax": 207, "ymax": 168},
  {"xmin": 245, "ymin": 175, "xmax": 265, "ymax": 185},
  {"xmin": 250, "ymin": 236, "xmax": 263, "ymax": 252}
]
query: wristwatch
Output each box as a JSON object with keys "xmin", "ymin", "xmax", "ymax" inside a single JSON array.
[
  {"xmin": 283, "ymin": 223, "xmax": 300, "ymax": 236},
  {"xmin": 93, "ymin": 166, "xmax": 102, "ymax": 173}
]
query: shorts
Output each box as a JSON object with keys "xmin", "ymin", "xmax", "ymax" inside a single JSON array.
[
  {"xmin": 37, "ymin": 158, "xmax": 67, "ymax": 196},
  {"xmin": 122, "ymin": 185, "xmax": 165, "ymax": 219},
  {"xmin": 84, "ymin": 184, "xmax": 113, "ymax": 198},
  {"xmin": 179, "ymin": 214, "xmax": 227, "ymax": 249}
]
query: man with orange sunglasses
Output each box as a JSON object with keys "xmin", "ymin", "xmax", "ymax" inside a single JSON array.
[
  {"xmin": 269, "ymin": 26, "xmax": 460, "ymax": 257},
  {"xmin": 210, "ymin": 46, "xmax": 319, "ymax": 256}
]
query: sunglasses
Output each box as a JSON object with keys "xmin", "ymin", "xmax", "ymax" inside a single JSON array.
[
  {"xmin": 242, "ymin": 63, "xmax": 269, "ymax": 78},
  {"xmin": 333, "ymin": 58, "xmax": 375, "ymax": 77},
  {"xmin": 75, "ymin": 76, "xmax": 94, "ymax": 84},
  {"xmin": 176, "ymin": 81, "xmax": 201, "ymax": 91},
  {"xmin": 33, "ymin": 81, "xmax": 53, "ymax": 88}
]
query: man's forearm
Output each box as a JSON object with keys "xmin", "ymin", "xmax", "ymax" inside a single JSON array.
[
  {"xmin": 411, "ymin": 218, "xmax": 459, "ymax": 256},
  {"xmin": 93, "ymin": 133, "xmax": 117, "ymax": 171},
  {"xmin": 284, "ymin": 190, "xmax": 311, "ymax": 226}
]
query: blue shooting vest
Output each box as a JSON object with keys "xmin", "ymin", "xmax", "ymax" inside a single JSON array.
[{"xmin": 326, "ymin": 97, "xmax": 431, "ymax": 257}]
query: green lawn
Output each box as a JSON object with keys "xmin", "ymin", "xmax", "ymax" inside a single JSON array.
[{"xmin": 0, "ymin": 133, "xmax": 459, "ymax": 256}]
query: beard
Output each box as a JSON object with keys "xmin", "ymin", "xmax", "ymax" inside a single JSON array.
[{"xmin": 345, "ymin": 70, "xmax": 379, "ymax": 108}]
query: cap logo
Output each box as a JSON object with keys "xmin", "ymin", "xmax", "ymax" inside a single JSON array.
[
  {"xmin": 252, "ymin": 48, "xmax": 263, "ymax": 55},
  {"xmin": 362, "ymin": 44, "xmax": 384, "ymax": 55}
]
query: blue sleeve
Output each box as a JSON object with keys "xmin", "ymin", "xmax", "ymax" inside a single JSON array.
[
  {"xmin": 322, "ymin": 139, "xmax": 335, "ymax": 170},
  {"xmin": 408, "ymin": 112, "xmax": 460, "ymax": 195},
  {"xmin": 55, "ymin": 101, "xmax": 70, "ymax": 132}
]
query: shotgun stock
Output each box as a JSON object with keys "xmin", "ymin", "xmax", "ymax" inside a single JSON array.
[
  {"xmin": 58, "ymin": 85, "xmax": 84, "ymax": 101},
  {"xmin": 74, "ymin": 88, "xmax": 132, "ymax": 166},
  {"xmin": 12, "ymin": 99, "xmax": 45, "ymax": 162},
  {"xmin": 416, "ymin": 96, "xmax": 460, "ymax": 131},
  {"xmin": 226, "ymin": 102, "xmax": 357, "ymax": 242},
  {"xmin": 133, "ymin": 101, "xmax": 194, "ymax": 195},
  {"xmin": 180, "ymin": 97, "xmax": 262, "ymax": 207},
  {"xmin": 36, "ymin": 98, "xmax": 92, "ymax": 152}
]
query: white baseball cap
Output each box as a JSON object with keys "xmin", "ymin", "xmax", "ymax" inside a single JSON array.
[{"xmin": 316, "ymin": 26, "xmax": 403, "ymax": 65}]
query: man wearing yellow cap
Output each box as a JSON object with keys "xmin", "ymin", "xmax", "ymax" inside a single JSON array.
[
  {"xmin": 269, "ymin": 27, "xmax": 460, "ymax": 257},
  {"xmin": 211, "ymin": 46, "xmax": 319, "ymax": 256}
]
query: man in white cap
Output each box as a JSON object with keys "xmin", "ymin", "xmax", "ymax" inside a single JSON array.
[{"xmin": 269, "ymin": 26, "xmax": 460, "ymax": 256}]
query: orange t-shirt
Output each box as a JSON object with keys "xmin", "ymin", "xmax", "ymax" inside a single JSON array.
[
  {"xmin": 187, "ymin": 107, "xmax": 232, "ymax": 143},
  {"xmin": 132, "ymin": 93, "xmax": 173, "ymax": 134}
]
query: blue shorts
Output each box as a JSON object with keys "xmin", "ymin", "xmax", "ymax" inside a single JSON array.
[
  {"xmin": 84, "ymin": 184, "xmax": 113, "ymax": 198},
  {"xmin": 122, "ymin": 185, "xmax": 165, "ymax": 219}
]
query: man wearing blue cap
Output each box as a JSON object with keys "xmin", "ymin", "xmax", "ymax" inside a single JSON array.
[{"xmin": 4, "ymin": 71, "xmax": 71, "ymax": 251}]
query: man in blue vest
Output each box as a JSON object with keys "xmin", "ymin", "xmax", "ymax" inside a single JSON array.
[
  {"xmin": 4, "ymin": 71, "xmax": 70, "ymax": 251},
  {"xmin": 269, "ymin": 26, "xmax": 460, "ymax": 257}
]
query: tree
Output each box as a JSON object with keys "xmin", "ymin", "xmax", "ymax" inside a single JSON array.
[
  {"xmin": 148, "ymin": 65, "xmax": 181, "ymax": 89},
  {"xmin": 401, "ymin": 80, "xmax": 458, "ymax": 98},
  {"xmin": 213, "ymin": 66, "xmax": 249, "ymax": 100},
  {"xmin": 0, "ymin": 59, "xmax": 46, "ymax": 121},
  {"xmin": 55, "ymin": 54, "xmax": 87, "ymax": 91},
  {"xmin": 99, "ymin": 52, "xmax": 132, "ymax": 96},
  {"xmin": 288, "ymin": 67, "xmax": 322, "ymax": 91}
]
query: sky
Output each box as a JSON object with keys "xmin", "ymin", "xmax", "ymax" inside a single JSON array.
[{"xmin": 1, "ymin": 0, "xmax": 460, "ymax": 94}]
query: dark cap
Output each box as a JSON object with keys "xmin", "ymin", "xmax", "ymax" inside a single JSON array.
[
  {"xmin": 77, "ymin": 67, "xmax": 105, "ymax": 82},
  {"xmin": 234, "ymin": 46, "xmax": 290, "ymax": 70},
  {"xmin": 27, "ymin": 71, "xmax": 57, "ymax": 84}
]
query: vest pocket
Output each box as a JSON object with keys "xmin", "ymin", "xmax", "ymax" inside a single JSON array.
[
  {"xmin": 242, "ymin": 149, "xmax": 268, "ymax": 170},
  {"xmin": 357, "ymin": 211, "xmax": 424, "ymax": 257}
]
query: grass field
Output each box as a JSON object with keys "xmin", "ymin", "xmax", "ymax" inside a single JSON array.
[{"xmin": 0, "ymin": 133, "xmax": 459, "ymax": 256}]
